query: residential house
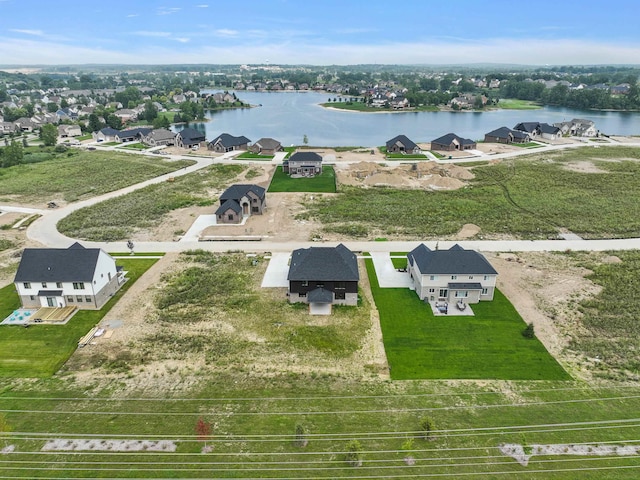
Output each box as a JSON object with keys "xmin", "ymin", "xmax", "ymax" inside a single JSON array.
[
  {"xmin": 215, "ymin": 184, "xmax": 266, "ymax": 224},
  {"xmin": 513, "ymin": 122, "xmax": 561, "ymax": 140},
  {"xmin": 58, "ymin": 124, "xmax": 82, "ymax": 138},
  {"xmin": 249, "ymin": 137, "xmax": 283, "ymax": 155},
  {"xmin": 282, "ymin": 152, "xmax": 323, "ymax": 177},
  {"xmin": 93, "ymin": 127, "xmax": 120, "ymax": 143},
  {"xmin": 287, "ymin": 243, "xmax": 359, "ymax": 308},
  {"xmin": 13, "ymin": 117, "xmax": 37, "ymax": 133},
  {"xmin": 554, "ymin": 118, "xmax": 598, "ymax": 137},
  {"xmin": 407, "ymin": 244, "xmax": 497, "ymax": 304},
  {"xmin": 484, "ymin": 126, "xmax": 531, "ymax": 144},
  {"xmin": 13, "ymin": 242, "xmax": 125, "ymax": 310},
  {"xmin": 389, "ymin": 96, "xmax": 410, "ymax": 109},
  {"xmin": 55, "ymin": 108, "xmax": 78, "ymax": 122},
  {"xmin": 113, "ymin": 108, "xmax": 138, "ymax": 123},
  {"xmin": 512, "ymin": 122, "xmax": 541, "ymax": 138},
  {"xmin": 385, "ymin": 135, "xmax": 421, "ymax": 154},
  {"xmin": 175, "ymin": 127, "xmax": 205, "ymax": 148},
  {"xmin": 430, "ymin": 133, "xmax": 477, "ymax": 151},
  {"xmin": 115, "ymin": 127, "xmax": 151, "ymax": 143},
  {"xmin": 142, "ymin": 128, "xmax": 175, "ymax": 147},
  {"xmin": 207, "ymin": 133, "xmax": 251, "ymax": 153}
]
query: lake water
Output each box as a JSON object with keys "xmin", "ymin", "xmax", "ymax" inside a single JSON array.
[{"xmin": 179, "ymin": 91, "xmax": 640, "ymax": 147}]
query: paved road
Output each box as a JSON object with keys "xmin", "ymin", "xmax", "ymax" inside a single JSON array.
[{"xmin": 3, "ymin": 139, "xmax": 640, "ymax": 254}]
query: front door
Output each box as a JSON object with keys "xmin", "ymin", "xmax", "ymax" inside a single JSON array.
[
  {"xmin": 438, "ymin": 289, "xmax": 448, "ymax": 299},
  {"xmin": 46, "ymin": 297, "xmax": 56, "ymax": 307}
]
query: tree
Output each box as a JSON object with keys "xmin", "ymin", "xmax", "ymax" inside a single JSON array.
[
  {"xmin": 152, "ymin": 115, "xmax": 171, "ymax": 129},
  {"xmin": 106, "ymin": 114, "xmax": 122, "ymax": 129},
  {"xmin": 2, "ymin": 140, "xmax": 24, "ymax": 168},
  {"xmin": 294, "ymin": 424, "xmax": 308, "ymax": 447},
  {"xmin": 303, "ymin": 134, "xmax": 308, "ymax": 146},
  {"xmin": 40, "ymin": 123, "xmax": 58, "ymax": 146},
  {"xmin": 142, "ymin": 100, "xmax": 158, "ymax": 122},
  {"xmin": 522, "ymin": 322, "xmax": 535, "ymax": 339},
  {"xmin": 88, "ymin": 113, "xmax": 103, "ymax": 133},
  {"xmin": 419, "ymin": 417, "xmax": 435, "ymax": 440},
  {"xmin": 344, "ymin": 440, "xmax": 363, "ymax": 467},
  {"xmin": 195, "ymin": 417, "xmax": 212, "ymax": 451}
]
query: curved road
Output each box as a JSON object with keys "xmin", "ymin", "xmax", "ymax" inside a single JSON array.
[{"xmin": 3, "ymin": 139, "xmax": 640, "ymax": 254}]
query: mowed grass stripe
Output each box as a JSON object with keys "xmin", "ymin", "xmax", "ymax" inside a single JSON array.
[{"xmin": 365, "ymin": 259, "xmax": 569, "ymax": 380}]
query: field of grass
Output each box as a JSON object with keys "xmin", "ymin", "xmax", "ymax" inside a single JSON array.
[
  {"xmin": 496, "ymin": 99, "xmax": 543, "ymax": 110},
  {"xmin": 58, "ymin": 164, "xmax": 244, "ymax": 241},
  {"xmin": 117, "ymin": 142, "xmax": 148, "ymax": 150},
  {"xmin": 268, "ymin": 166, "xmax": 336, "ymax": 193},
  {"xmin": 235, "ymin": 151, "xmax": 274, "ymax": 160},
  {"xmin": 366, "ymin": 260, "xmax": 569, "ymax": 380},
  {"xmin": 302, "ymin": 146, "xmax": 640, "ymax": 240},
  {"xmin": 0, "ymin": 239, "xmax": 14, "ymax": 252},
  {"xmin": 0, "ymin": 258, "xmax": 157, "ymax": 378},
  {"xmin": 0, "ymin": 150, "xmax": 194, "ymax": 203}
]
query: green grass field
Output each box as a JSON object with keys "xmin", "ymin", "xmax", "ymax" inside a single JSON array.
[
  {"xmin": 268, "ymin": 165, "xmax": 336, "ymax": 193},
  {"xmin": 0, "ymin": 150, "xmax": 193, "ymax": 203},
  {"xmin": 303, "ymin": 146, "xmax": 640, "ymax": 240},
  {"xmin": 117, "ymin": 142, "xmax": 148, "ymax": 150},
  {"xmin": 366, "ymin": 259, "xmax": 569, "ymax": 380},
  {"xmin": 234, "ymin": 151, "xmax": 274, "ymax": 160},
  {"xmin": 0, "ymin": 258, "xmax": 158, "ymax": 377},
  {"xmin": 496, "ymin": 99, "xmax": 543, "ymax": 110}
]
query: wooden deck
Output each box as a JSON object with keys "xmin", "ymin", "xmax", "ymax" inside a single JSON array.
[{"xmin": 32, "ymin": 306, "xmax": 77, "ymax": 323}]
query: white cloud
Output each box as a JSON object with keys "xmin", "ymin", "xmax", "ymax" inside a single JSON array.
[
  {"xmin": 215, "ymin": 29, "xmax": 239, "ymax": 37},
  {"xmin": 157, "ymin": 6, "xmax": 181, "ymax": 15},
  {"xmin": 196, "ymin": 4, "xmax": 208, "ymax": 7},
  {"xmin": 9, "ymin": 29, "xmax": 45, "ymax": 36},
  {"xmin": 173, "ymin": 37, "xmax": 190, "ymax": 43},
  {"xmin": 132, "ymin": 31, "xmax": 172, "ymax": 38},
  {"xmin": 126, "ymin": 14, "xmax": 139, "ymax": 18}
]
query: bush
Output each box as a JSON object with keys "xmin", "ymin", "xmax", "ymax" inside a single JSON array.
[
  {"xmin": 344, "ymin": 440, "xmax": 363, "ymax": 467},
  {"xmin": 522, "ymin": 322, "xmax": 535, "ymax": 339}
]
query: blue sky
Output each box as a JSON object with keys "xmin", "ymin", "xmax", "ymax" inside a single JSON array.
[{"xmin": 1, "ymin": 0, "xmax": 639, "ymax": 65}]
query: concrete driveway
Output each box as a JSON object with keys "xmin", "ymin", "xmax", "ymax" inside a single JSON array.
[
  {"xmin": 369, "ymin": 252, "xmax": 412, "ymax": 288},
  {"xmin": 261, "ymin": 252, "xmax": 291, "ymax": 287}
]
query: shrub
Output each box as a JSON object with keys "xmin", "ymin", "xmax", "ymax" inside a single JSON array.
[
  {"xmin": 344, "ymin": 440, "xmax": 363, "ymax": 467},
  {"xmin": 522, "ymin": 322, "xmax": 535, "ymax": 339}
]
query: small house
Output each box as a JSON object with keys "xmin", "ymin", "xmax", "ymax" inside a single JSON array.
[
  {"xmin": 430, "ymin": 133, "xmax": 477, "ymax": 151},
  {"xmin": 283, "ymin": 152, "xmax": 323, "ymax": 177},
  {"xmin": 215, "ymin": 184, "xmax": 266, "ymax": 224}
]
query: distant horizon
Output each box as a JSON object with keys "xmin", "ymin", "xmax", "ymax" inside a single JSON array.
[{"xmin": 1, "ymin": 0, "xmax": 640, "ymax": 66}]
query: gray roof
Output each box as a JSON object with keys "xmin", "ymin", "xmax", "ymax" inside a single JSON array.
[
  {"xmin": 177, "ymin": 127, "xmax": 205, "ymax": 143},
  {"xmin": 386, "ymin": 134, "xmax": 418, "ymax": 151},
  {"xmin": 538, "ymin": 123, "xmax": 560, "ymax": 135},
  {"xmin": 307, "ymin": 287, "xmax": 334, "ymax": 304},
  {"xmin": 431, "ymin": 133, "xmax": 476, "ymax": 146},
  {"xmin": 117, "ymin": 127, "xmax": 152, "ymax": 139},
  {"xmin": 408, "ymin": 244, "xmax": 497, "ymax": 276},
  {"xmin": 215, "ymin": 198, "xmax": 242, "ymax": 215},
  {"xmin": 147, "ymin": 128, "xmax": 175, "ymax": 141},
  {"xmin": 288, "ymin": 152, "xmax": 323, "ymax": 163},
  {"xmin": 513, "ymin": 122, "xmax": 541, "ymax": 133},
  {"xmin": 288, "ymin": 244, "xmax": 359, "ymax": 282},
  {"xmin": 220, "ymin": 184, "xmax": 265, "ymax": 203},
  {"xmin": 253, "ymin": 137, "xmax": 281, "ymax": 150},
  {"xmin": 98, "ymin": 127, "xmax": 120, "ymax": 136},
  {"xmin": 447, "ymin": 282, "xmax": 483, "ymax": 290},
  {"xmin": 485, "ymin": 126, "xmax": 513, "ymax": 139},
  {"xmin": 14, "ymin": 243, "xmax": 105, "ymax": 283},
  {"xmin": 210, "ymin": 133, "xmax": 250, "ymax": 148}
]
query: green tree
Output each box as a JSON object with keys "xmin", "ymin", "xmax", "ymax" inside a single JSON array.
[
  {"xmin": 142, "ymin": 100, "xmax": 158, "ymax": 122},
  {"xmin": 303, "ymin": 134, "xmax": 308, "ymax": 146},
  {"xmin": 2, "ymin": 140, "xmax": 24, "ymax": 167},
  {"xmin": 88, "ymin": 113, "xmax": 103, "ymax": 133},
  {"xmin": 419, "ymin": 417, "xmax": 435, "ymax": 440},
  {"xmin": 106, "ymin": 114, "xmax": 122, "ymax": 129},
  {"xmin": 152, "ymin": 115, "xmax": 171, "ymax": 129},
  {"xmin": 40, "ymin": 123, "xmax": 58, "ymax": 146},
  {"xmin": 344, "ymin": 440, "xmax": 363, "ymax": 467}
]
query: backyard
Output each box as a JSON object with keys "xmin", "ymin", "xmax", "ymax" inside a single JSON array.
[
  {"xmin": 365, "ymin": 259, "xmax": 570, "ymax": 380},
  {"xmin": 268, "ymin": 165, "xmax": 336, "ymax": 193}
]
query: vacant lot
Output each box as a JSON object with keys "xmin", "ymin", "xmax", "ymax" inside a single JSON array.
[
  {"xmin": 304, "ymin": 146, "xmax": 640, "ymax": 240},
  {"xmin": 0, "ymin": 149, "xmax": 193, "ymax": 205},
  {"xmin": 268, "ymin": 166, "xmax": 337, "ymax": 193},
  {"xmin": 0, "ymin": 258, "xmax": 158, "ymax": 377}
]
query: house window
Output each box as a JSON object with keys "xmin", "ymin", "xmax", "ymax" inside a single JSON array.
[
  {"xmin": 56, "ymin": 282, "xmax": 62, "ymax": 288},
  {"xmin": 429, "ymin": 275, "xmax": 436, "ymax": 281},
  {"xmin": 67, "ymin": 296, "xmax": 73, "ymax": 302},
  {"xmin": 468, "ymin": 276, "xmax": 474, "ymax": 280},
  {"xmin": 428, "ymin": 288, "xmax": 435, "ymax": 293},
  {"xmin": 23, "ymin": 282, "xmax": 31, "ymax": 289},
  {"xmin": 73, "ymin": 282, "xmax": 85, "ymax": 290},
  {"xmin": 228, "ymin": 214, "xmax": 234, "ymax": 221},
  {"xmin": 455, "ymin": 291, "xmax": 468, "ymax": 298},
  {"xmin": 316, "ymin": 283, "xmax": 324, "ymax": 288},
  {"xmin": 484, "ymin": 275, "xmax": 489, "ymax": 281},
  {"xmin": 481, "ymin": 288, "xmax": 488, "ymax": 295},
  {"xmin": 299, "ymin": 292, "xmax": 307, "ymax": 298},
  {"xmin": 29, "ymin": 295, "xmax": 35, "ymax": 301},
  {"xmin": 439, "ymin": 289, "xmax": 448, "ymax": 298},
  {"xmin": 335, "ymin": 292, "xmax": 346, "ymax": 300},
  {"xmin": 451, "ymin": 275, "xmax": 457, "ymax": 280},
  {"xmin": 301, "ymin": 281, "xmax": 309, "ymax": 287},
  {"xmin": 85, "ymin": 296, "xmax": 91, "ymax": 302},
  {"xmin": 76, "ymin": 296, "xmax": 83, "ymax": 302},
  {"xmin": 41, "ymin": 282, "xmax": 47, "ymax": 288},
  {"xmin": 335, "ymin": 282, "xmax": 345, "ymax": 289}
]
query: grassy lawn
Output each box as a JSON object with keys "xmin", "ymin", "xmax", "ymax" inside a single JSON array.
[
  {"xmin": 58, "ymin": 164, "xmax": 244, "ymax": 241},
  {"xmin": 100, "ymin": 141, "xmax": 120, "ymax": 146},
  {"xmin": 303, "ymin": 146, "xmax": 640, "ymax": 240},
  {"xmin": 117, "ymin": 142, "xmax": 148, "ymax": 150},
  {"xmin": 76, "ymin": 134, "xmax": 93, "ymax": 141},
  {"xmin": 0, "ymin": 258, "xmax": 158, "ymax": 378},
  {"xmin": 234, "ymin": 151, "xmax": 274, "ymax": 160},
  {"xmin": 496, "ymin": 99, "xmax": 543, "ymax": 110},
  {"xmin": 0, "ymin": 150, "xmax": 194, "ymax": 203},
  {"xmin": 268, "ymin": 165, "xmax": 336, "ymax": 193},
  {"xmin": 513, "ymin": 142, "xmax": 544, "ymax": 148},
  {"xmin": 366, "ymin": 259, "xmax": 569, "ymax": 380}
]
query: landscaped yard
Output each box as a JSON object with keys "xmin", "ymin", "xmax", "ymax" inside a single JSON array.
[
  {"xmin": 268, "ymin": 165, "xmax": 336, "ymax": 193},
  {"xmin": 0, "ymin": 257, "xmax": 158, "ymax": 377},
  {"xmin": 0, "ymin": 150, "xmax": 194, "ymax": 203},
  {"xmin": 235, "ymin": 151, "xmax": 274, "ymax": 160},
  {"xmin": 366, "ymin": 259, "xmax": 569, "ymax": 380},
  {"xmin": 117, "ymin": 142, "xmax": 148, "ymax": 150}
]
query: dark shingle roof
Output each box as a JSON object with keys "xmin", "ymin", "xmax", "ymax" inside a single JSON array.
[
  {"xmin": 538, "ymin": 123, "xmax": 560, "ymax": 134},
  {"xmin": 219, "ymin": 184, "xmax": 266, "ymax": 202},
  {"xmin": 288, "ymin": 152, "xmax": 323, "ymax": 163},
  {"xmin": 386, "ymin": 134, "xmax": 417, "ymax": 151},
  {"xmin": 288, "ymin": 244, "xmax": 359, "ymax": 282},
  {"xmin": 215, "ymin": 199, "xmax": 242, "ymax": 215},
  {"xmin": 177, "ymin": 127, "xmax": 205, "ymax": 143},
  {"xmin": 98, "ymin": 127, "xmax": 120, "ymax": 136},
  {"xmin": 14, "ymin": 243, "xmax": 104, "ymax": 283},
  {"xmin": 117, "ymin": 127, "xmax": 152, "ymax": 139},
  {"xmin": 513, "ymin": 122, "xmax": 540, "ymax": 133},
  {"xmin": 431, "ymin": 133, "xmax": 476, "ymax": 146},
  {"xmin": 307, "ymin": 287, "xmax": 334, "ymax": 303},
  {"xmin": 210, "ymin": 133, "xmax": 250, "ymax": 148},
  {"xmin": 485, "ymin": 126, "xmax": 512, "ymax": 139},
  {"xmin": 253, "ymin": 137, "xmax": 281, "ymax": 150},
  {"xmin": 408, "ymin": 244, "xmax": 497, "ymax": 275}
]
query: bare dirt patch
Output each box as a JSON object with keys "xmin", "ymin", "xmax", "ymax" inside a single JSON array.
[
  {"xmin": 455, "ymin": 223, "xmax": 481, "ymax": 240},
  {"xmin": 562, "ymin": 161, "xmax": 609, "ymax": 174},
  {"xmin": 42, "ymin": 439, "xmax": 177, "ymax": 452},
  {"xmin": 500, "ymin": 443, "xmax": 640, "ymax": 467},
  {"xmin": 474, "ymin": 143, "xmax": 523, "ymax": 155}
]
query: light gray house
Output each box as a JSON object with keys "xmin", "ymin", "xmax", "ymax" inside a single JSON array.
[
  {"xmin": 282, "ymin": 152, "xmax": 323, "ymax": 177},
  {"xmin": 215, "ymin": 184, "xmax": 266, "ymax": 224},
  {"xmin": 249, "ymin": 137, "xmax": 283, "ymax": 155},
  {"xmin": 142, "ymin": 128, "xmax": 175, "ymax": 147},
  {"xmin": 407, "ymin": 244, "xmax": 497, "ymax": 304},
  {"xmin": 13, "ymin": 243, "xmax": 125, "ymax": 310}
]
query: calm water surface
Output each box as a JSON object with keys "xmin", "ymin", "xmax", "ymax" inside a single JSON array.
[{"xmin": 179, "ymin": 91, "xmax": 640, "ymax": 147}]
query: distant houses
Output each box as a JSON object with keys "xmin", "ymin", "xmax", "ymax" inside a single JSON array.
[
  {"xmin": 513, "ymin": 122, "xmax": 561, "ymax": 141},
  {"xmin": 386, "ymin": 135, "xmax": 421, "ymax": 154},
  {"xmin": 484, "ymin": 126, "xmax": 531, "ymax": 144},
  {"xmin": 249, "ymin": 138, "xmax": 283, "ymax": 155},
  {"xmin": 175, "ymin": 127, "xmax": 206, "ymax": 149},
  {"xmin": 208, "ymin": 133, "xmax": 251, "ymax": 153}
]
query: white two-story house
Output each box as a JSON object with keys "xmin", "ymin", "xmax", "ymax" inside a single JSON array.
[
  {"xmin": 407, "ymin": 244, "xmax": 497, "ymax": 304},
  {"xmin": 14, "ymin": 243, "xmax": 125, "ymax": 310}
]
